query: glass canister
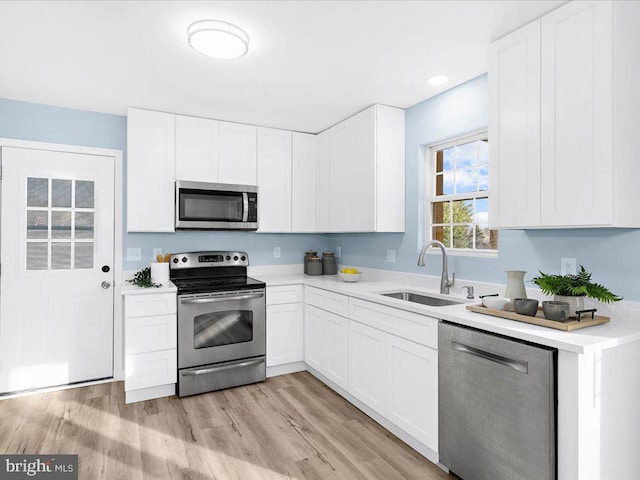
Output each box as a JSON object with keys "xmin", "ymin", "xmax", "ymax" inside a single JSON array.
[
  {"xmin": 322, "ymin": 252, "xmax": 337, "ymax": 275},
  {"xmin": 304, "ymin": 250, "xmax": 318, "ymax": 274},
  {"xmin": 307, "ymin": 257, "xmax": 323, "ymax": 276}
]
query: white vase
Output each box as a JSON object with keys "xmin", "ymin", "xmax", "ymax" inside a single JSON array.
[
  {"xmin": 151, "ymin": 262, "xmax": 169, "ymax": 284},
  {"xmin": 504, "ymin": 270, "xmax": 527, "ymax": 311},
  {"xmin": 554, "ymin": 295, "xmax": 585, "ymax": 318}
]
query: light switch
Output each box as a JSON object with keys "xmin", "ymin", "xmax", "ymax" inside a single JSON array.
[{"xmin": 127, "ymin": 248, "xmax": 142, "ymax": 262}]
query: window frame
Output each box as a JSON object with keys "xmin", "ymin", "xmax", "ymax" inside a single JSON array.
[{"xmin": 424, "ymin": 129, "xmax": 497, "ymax": 258}]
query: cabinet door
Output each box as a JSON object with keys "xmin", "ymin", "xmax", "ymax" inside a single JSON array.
[
  {"xmin": 304, "ymin": 305, "xmax": 327, "ymax": 374},
  {"xmin": 291, "ymin": 132, "xmax": 318, "ymax": 232},
  {"xmin": 540, "ymin": 1, "xmax": 613, "ymax": 226},
  {"xmin": 349, "ymin": 320, "xmax": 386, "ymax": 416},
  {"xmin": 488, "ymin": 20, "xmax": 541, "ymax": 228},
  {"xmin": 325, "ymin": 312, "xmax": 348, "ymax": 390},
  {"xmin": 329, "ymin": 120, "xmax": 353, "ymax": 232},
  {"xmin": 386, "ymin": 335, "xmax": 438, "ymax": 452},
  {"xmin": 219, "ymin": 121, "xmax": 257, "ymax": 185},
  {"xmin": 127, "ymin": 108, "xmax": 175, "ymax": 232},
  {"xmin": 175, "ymin": 115, "xmax": 219, "ymax": 183},
  {"xmin": 266, "ymin": 303, "xmax": 303, "ymax": 367},
  {"xmin": 351, "ymin": 107, "xmax": 376, "ymax": 231},
  {"xmin": 316, "ymin": 130, "xmax": 331, "ymax": 232},
  {"xmin": 257, "ymin": 127, "xmax": 292, "ymax": 232}
]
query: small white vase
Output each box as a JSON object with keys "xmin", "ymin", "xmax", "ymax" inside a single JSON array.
[
  {"xmin": 504, "ymin": 270, "xmax": 527, "ymax": 311},
  {"xmin": 554, "ymin": 295, "xmax": 585, "ymax": 318},
  {"xmin": 151, "ymin": 262, "xmax": 169, "ymax": 284}
]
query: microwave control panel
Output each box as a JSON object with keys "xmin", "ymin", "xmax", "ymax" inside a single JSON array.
[{"xmin": 247, "ymin": 193, "xmax": 258, "ymax": 222}]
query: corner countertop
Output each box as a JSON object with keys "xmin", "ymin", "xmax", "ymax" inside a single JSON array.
[{"xmin": 256, "ymin": 273, "xmax": 640, "ymax": 354}]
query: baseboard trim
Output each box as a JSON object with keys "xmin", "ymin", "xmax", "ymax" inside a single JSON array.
[
  {"xmin": 266, "ymin": 361, "xmax": 306, "ymax": 378},
  {"xmin": 126, "ymin": 383, "xmax": 175, "ymax": 404}
]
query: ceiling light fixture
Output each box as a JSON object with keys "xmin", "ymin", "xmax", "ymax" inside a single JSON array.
[
  {"xmin": 427, "ymin": 75, "xmax": 450, "ymax": 86},
  {"xmin": 187, "ymin": 20, "xmax": 249, "ymax": 59}
]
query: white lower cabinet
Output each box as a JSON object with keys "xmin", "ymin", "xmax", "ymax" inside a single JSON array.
[
  {"xmin": 386, "ymin": 335, "xmax": 438, "ymax": 452},
  {"xmin": 266, "ymin": 303, "xmax": 304, "ymax": 367},
  {"xmin": 304, "ymin": 304, "xmax": 349, "ymax": 390},
  {"xmin": 348, "ymin": 320, "xmax": 386, "ymax": 416},
  {"xmin": 123, "ymin": 290, "xmax": 177, "ymax": 404}
]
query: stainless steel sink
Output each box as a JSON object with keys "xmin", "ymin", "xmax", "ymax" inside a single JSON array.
[{"xmin": 380, "ymin": 291, "xmax": 462, "ymax": 307}]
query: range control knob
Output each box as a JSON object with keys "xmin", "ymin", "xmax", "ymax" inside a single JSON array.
[
  {"xmin": 233, "ymin": 256, "xmax": 239, "ymax": 261},
  {"xmin": 226, "ymin": 255, "xmax": 231, "ymax": 260},
  {"xmin": 182, "ymin": 257, "xmax": 188, "ymax": 263},
  {"xmin": 241, "ymin": 255, "xmax": 246, "ymax": 261},
  {"xmin": 173, "ymin": 258, "xmax": 179, "ymax": 264}
]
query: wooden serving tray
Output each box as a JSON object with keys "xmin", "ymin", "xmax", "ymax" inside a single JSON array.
[{"xmin": 466, "ymin": 304, "xmax": 610, "ymax": 331}]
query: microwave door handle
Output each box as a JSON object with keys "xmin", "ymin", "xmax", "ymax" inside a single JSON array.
[
  {"xmin": 180, "ymin": 293, "xmax": 264, "ymax": 305},
  {"xmin": 242, "ymin": 192, "xmax": 249, "ymax": 222}
]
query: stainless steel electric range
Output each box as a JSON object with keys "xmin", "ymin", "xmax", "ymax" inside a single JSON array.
[{"xmin": 170, "ymin": 251, "xmax": 266, "ymax": 397}]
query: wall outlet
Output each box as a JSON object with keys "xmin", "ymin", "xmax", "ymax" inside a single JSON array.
[
  {"xmin": 561, "ymin": 257, "xmax": 577, "ymax": 275},
  {"xmin": 386, "ymin": 249, "xmax": 396, "ymax": 263},
  {"xmin": 152, "ymin": 248, "xmax": 163, "ymax": 259},
  {"xmin": 336, "ymin": 246, "xmax": 342, "ymax": 258},
  {"xmin": 273, "ymin": 247, "xmax": 281, "ymax": 258},
  {"xmin": 126, "ymin": 248, "xmax": 141, "ymax": 262}
]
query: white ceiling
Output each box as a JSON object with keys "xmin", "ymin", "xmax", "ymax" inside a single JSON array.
[{"xmin": 0, "ymin": 1, "xmax": 565, "ymax": 133}]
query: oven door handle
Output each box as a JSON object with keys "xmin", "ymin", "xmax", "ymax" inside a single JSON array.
[
  {"xmin": 181, "ymin": 358, "xmax": 264, "ymax": 376},
  {"xmin": 180, "ymin": 293, "xmax": 264, "ymax": 305}
]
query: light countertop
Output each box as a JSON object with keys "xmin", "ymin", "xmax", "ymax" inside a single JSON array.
[
  {"xmin": 121, "ymin": 281, "xmax": 177, "ymax": 295},
  {"xmin": 256, "ymin": 273, "xmax": 640, "ymax": 354}
]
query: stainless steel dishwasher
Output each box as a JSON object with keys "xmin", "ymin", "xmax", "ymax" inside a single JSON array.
[{"xmin": 439, "ymin": 322, "xmax": 557, "ymax": 480}]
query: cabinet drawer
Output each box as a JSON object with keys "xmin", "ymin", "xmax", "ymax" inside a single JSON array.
[
  {"xmin": 305, "ymin": 286, "xmax": 349, "ymax": 317},
  {"xmin": 349, "ymin": 298, "xmax": 438, "ymax": 349},
  {"xmin": 125, "ymin": 314, "xmax": 177, "ymax": 355},
  {"xmin": 266, "ymin": 285, "xmax": 303, "ymax": 305},
  {"xmin": 125, "ymin": 349, "xmax": 177, "ymax": 392},
  {"xmin": 125, "ymin": 293, "xmax": 176, "ymax": 318}
]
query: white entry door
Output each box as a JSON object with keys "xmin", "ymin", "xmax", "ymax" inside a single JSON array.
[{"xmin": 0, "ymin": 146, "xmax": 115, "ymax": 393}]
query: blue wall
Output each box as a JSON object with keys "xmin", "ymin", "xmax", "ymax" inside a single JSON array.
[
  {"xmin": 0, "ymin": 98, "xmax": 328, "ymax": 271},
  {"xmin": 327, "ymin": 75, "xmax": 640, "ymax": 301}
]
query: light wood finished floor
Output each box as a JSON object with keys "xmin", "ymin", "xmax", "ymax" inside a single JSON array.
[{"xmin": 0, "ymin": 372, "xmax": 453, "ymax": 480}]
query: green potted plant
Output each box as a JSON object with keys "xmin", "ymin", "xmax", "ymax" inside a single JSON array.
[{"xmin": 531, "ymin": 266, "xmax": 621, "ymax": 317}]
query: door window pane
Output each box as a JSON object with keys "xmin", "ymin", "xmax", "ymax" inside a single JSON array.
[
  {"xmin": 27, "ymin": 178, "xmax": 48, "ymax": 207},
  {"xmin": 27, "ymin": 210, "xmax": 48, "ymax": 239},
  {"xmin": 75, "ymin": 181, "xmax": 95, "ymax": 208},
  {"xmin": 51, "ymin": 242, "xmax": 71, "ymax": 270},
  {"xmin": 26, "ymin": 242, "xmax": 48, "ymax": 270},
  {"xmin": 74, "ymin": 243, "xmax": 94, "ymax": 269},
  {"xmin": 51, "ymin": 211, "xmax": 72, "ymax": 239},
  {"xmin": 52, "ymin": 179, "xmax": 72, "ymax": 208},
  {"xmin": 75, "ymin": 212, "xmax": 94, "ymax": 239}
]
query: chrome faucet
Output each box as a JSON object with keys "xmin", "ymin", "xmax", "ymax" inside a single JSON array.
[{"xmin": 417, "ymin": 240, "xmax": 455, "ymax": 294}]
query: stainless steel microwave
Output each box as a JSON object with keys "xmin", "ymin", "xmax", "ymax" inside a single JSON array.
[{"xmin": 175, "ymin": 181, "xmax": 258, "ymax": 230}]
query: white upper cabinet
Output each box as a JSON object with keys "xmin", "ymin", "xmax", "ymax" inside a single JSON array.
[
  {"xmin": 257, "ymin": 127, "xmax": 292, "ymax": 232},
  {"xmin": 329, "ymin": 104, "xmax": 405, "ymax": 233},
  {"xmin": 540, "ymin": 1, "xmax": 613, "ymax": 226},
  {"xmin": 175, "ymin": 115, "xmax": 219, "ymax": 183},
  {"xmin": 316, "ymin": 130, "xmax": 331, "ymax": 232},
  {"xmin": 127, "ymin": 108, "xmax": 176, "ymax": 232},
  {"xmin": 291, "ymin": 132, "xmax": 318, "ymax": 232},
  {"xmin": 488, "ymin": 20, "xmax": 541, "ymax": 228},
  {"xmin": 489, "ymin": 1, "xmax": 640, "ymax": 228},
  {"xmin": 218, "ymin": 121, "xmax": 257, "ymax": 186}
]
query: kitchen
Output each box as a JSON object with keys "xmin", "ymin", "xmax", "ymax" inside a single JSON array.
[{"xmin": 1, "ymin": 1, "xmax": 639, "ymax": 479}]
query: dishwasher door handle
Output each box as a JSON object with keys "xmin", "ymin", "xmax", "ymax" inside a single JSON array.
[{"xmin": 451, "ymin": 340, "xmax": 528, "ymax": 374}]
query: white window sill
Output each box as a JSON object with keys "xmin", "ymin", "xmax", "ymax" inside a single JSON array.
[{"xmin": 424, "ymin": 248, "xmax": 498, "ymax": 259}]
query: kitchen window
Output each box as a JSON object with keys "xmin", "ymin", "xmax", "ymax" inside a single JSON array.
[{"xmin": 426, "ymin": 132, "xmax": 498, "ymax": 253}]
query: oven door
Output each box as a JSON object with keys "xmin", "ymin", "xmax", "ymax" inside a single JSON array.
[{"xmin": 178, "ymin": 289, "xmax": 265, "ymax": 369}]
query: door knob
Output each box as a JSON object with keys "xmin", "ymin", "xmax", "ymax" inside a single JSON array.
[{"xmin": 101, "ymin": 281, "xmax": 112, "ymax": 289}]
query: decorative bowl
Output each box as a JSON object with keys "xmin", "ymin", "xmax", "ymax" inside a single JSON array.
[
  {"xmin": 542, "ymin": 301, "xmax": 571, "ymax": 321},
  {"xmin": 339, "ymin": 272, "xmax": 362, "ymax": 283},
  {"xmin": 482, "ymin": 296, "xmax": 509, "ymax": 311},
  {"xmin": 513, "ymin": 298, "xmax": 539, "ymax": 317}
]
